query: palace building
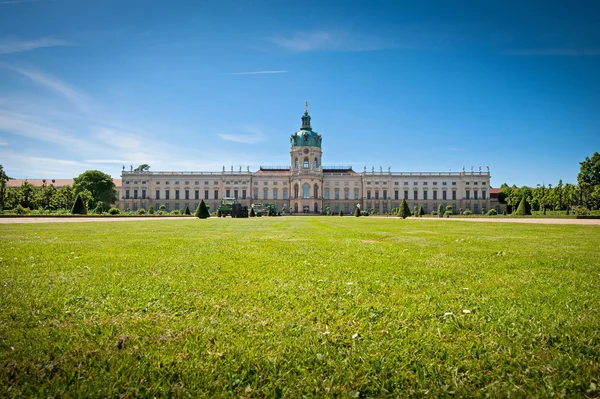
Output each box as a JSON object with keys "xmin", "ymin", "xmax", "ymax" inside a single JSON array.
[{"xmin": 119, "ymin": 107, "xmax": 492, "ymax": 214}]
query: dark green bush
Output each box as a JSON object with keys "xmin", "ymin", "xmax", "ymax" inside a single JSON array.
[
  {"xmin": 354, "ymin": 207, "xmax": 361, "ymax": 217},
  {"xmin": 137, "ymin": 208, "xmax": 146, "ymax": 215},
  {"xmin": 464, "ymin": 210, "xmax": 472, "ymax": 215},
  {"xmin": 339, "ymin": 210, "xmax": 344, "ymax": 216},
  {"xmin": 513, "ymin": 197, "xmax": 531, "ymax": 216},
  {"xmin": 399, "ymin": 199, "xmax": 411, "ymax": 219},
  {"xmin": 108, "ymin": 207, "xmax": 120, "ymax": 215},
  {"xmin": 195, "ymin": 200, "xmax": 210, "ymax": 219},
  {"xmin": 487, "ymin": 209, "xmax": 497, "ymax": 216},
  {"xmin": 418, "ymin": 205, "xmax": 425, "ymax": 217},
  {"xmin": 148, "ymin": 206, "xmax": 154, "ymax": 215},
  {"xmin": 184, "ymin": 206, "xmax": 191, "ymax": 215},
  {"xmin": 71, "ymin": 194, "xmax": 87, "ymax": 215}
]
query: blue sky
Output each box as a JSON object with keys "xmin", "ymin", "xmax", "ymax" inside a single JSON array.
[{"xmin": 0, "ymin": 0, "xmax": 599, "ymax": 187}]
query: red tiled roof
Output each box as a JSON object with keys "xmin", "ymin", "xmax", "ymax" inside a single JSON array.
[
  {"xmin": 7, "ymin": 179, "xmax": 122, "ymax": 188},
  {"xmin": 490, "ymin": 188, "xmax": 502, "ymax": 194}
]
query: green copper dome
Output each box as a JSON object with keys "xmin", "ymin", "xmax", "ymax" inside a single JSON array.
[{"xmin": 290, "ymin": 111, "xmax": 322, "ymax": 148}]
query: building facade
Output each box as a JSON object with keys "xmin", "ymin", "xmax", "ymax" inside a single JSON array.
[{"xmin": 120, "ymin": 109, "xmax": 492, "ymax": 214}]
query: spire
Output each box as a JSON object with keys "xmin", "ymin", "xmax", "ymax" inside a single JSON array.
[{"xmin": 301, "ymin": 102, "xmax": 311, "ymax": 130}]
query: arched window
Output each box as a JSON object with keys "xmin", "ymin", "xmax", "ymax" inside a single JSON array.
[
  {"xmin": 314, "ymin": 184, "xmax": 319, "ymax": 199},
  {"xmin": 294, "ymin": 184, "xmax": 299, "ymax": 198},
  {"xmin": 303, "ymin": 158, "xmax": 309, "ymax": 168},
  {"xmin": 313, "ymin": 158, "xmax": 318, "ymax": 168},
  {"xmin": 302, "ymin": 183, "xmax": 310, "ymax": 198},
  {"xmin": 295, "ymin": 158, "xmax": 298, "ymax": 169}
]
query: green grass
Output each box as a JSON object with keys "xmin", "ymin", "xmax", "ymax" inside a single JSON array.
[{"xmin": 1, "ymin": 217, "xmax": 599, "ymax": 397}]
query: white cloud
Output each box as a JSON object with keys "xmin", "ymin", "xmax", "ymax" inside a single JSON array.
[
  {"xmin": 6, "ymin": 66, "xmax": 91, "ymax": 114},
  {"xmin": 0, "ymin": 36, "xmax": 69, "ymax": 54},
  {"xmin": 218, "ymin": 126, "xmax": 266, "ymax": 144},
  {"xmin": 221, "ymin": 70, "xmax": 287, "ymax": 75},
  {"xmin": 269, "ymin": 31, "xmax": 394, "ymax": 52},
  {"xmin": 502, "ymin": 48, "xmax": 600, "ymax": 56},
  {"xmin": 0, "ymin": 109, "xmax": 88, "ymax": 148}
]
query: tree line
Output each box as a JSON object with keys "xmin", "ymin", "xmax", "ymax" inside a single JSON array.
[
  {"xmin": 0, "ymin": 168, "xmax": 117, "ymax": 213},
  {"xmin": 498, "ymin": 152, "xmax": 600, "ymax": 213}
]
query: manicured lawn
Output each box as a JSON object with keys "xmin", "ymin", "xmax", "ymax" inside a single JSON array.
[{"xmin": 1, "ymin": 217, "xmax": 599, "ymax": 397}]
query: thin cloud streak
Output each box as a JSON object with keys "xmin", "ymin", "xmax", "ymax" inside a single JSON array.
[
  {"xmin": 7, "ymin": 66, "xmax": 91, "ymax": 114},
  {"xmin": 269, "ymin": 30, "xmax": 395, "ymax": 52},
  {"xmin": 0, "ymin": 36, "xmax": 69, "ymax": 53},
  {"xmin": 221, "ymin": 70, "xmax": 287, "ymax": 75},
  {"xmin": 502, "ymin": 48, "xmax": 600, "ymax": 56},
  {"xmin": 218, "ymin": 134, "xmax": 263, "ymax": 144}
]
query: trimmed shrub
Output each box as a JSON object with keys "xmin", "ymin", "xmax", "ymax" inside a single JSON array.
[
  {"xmin": 148, "ymin": 206, "xmax": 155, "ymax": 215},
  {"xmin": 171, "ymin": 210, "xmax": 180, "ymax": 215},
  {"xmin": 446, "ymin": 206, "xmax": 453, "ymax": 214},
  {"xmin": 71, "ymin": 194, "xmax": 87, "ymax": 215},
  {"xmin": 487, "ymin": 209, "xmax": 497, "ymax": 216},
  {"xmin": 513, "ymin": 196, "xmax": 531, "ymax": 216},
  {"xmin": 464, "ymin": 210, "xmax": 472, "ymax": 215},
  {"xmin": 250, "ymin": 207, "xmax": 256, "ymax": 217},
  {"xmin": 431, "ymin": 211, "xmax": 438, "ymax": 216},
  {"xmin": 15, "ymin": 204, "xmax": 30, "ymax": 215},
  {"xmin": 502, "ymin": 210, "xmax": 507, "ymax": 215},
  {"xmin": 156, "ymin": 210, "xmax": 163, "ymax": 215},
  {"xmin": 159, "ymin": 205, "xmax": 166, "ymax": 211},
  {"xmin": 418, "ymin": 205, "xmax": 425, "ymax": 217},
  {"xmin": 108, "ymin": 207, "xmax": 120, "ymax": 215},
  {"xmin": 354, "ymin": 207, "xmax": 361, "ymax": 217},
  {"xmin": 184, "ymin": 206, "xmax": 191, "ymax": 215},
  {"xmin": 339, "ymin": 210, "xmax": 344, "ymax": 217},
  {"xmin": 444, "ymin": 211, "xmax": 452, "ymax": 218},
  {"xmin": 137, "ymin": 208, "xmax": 146, "ymax": 215},
  {"xmin": 399, "ymin": 199, "xmax": 411, "ymax": 219},
  {"xmin": 195, "ymin": 199, "xmax": 210, "ymax": 219},
  {"xmin": 437, "ymin": 204, "xmax": 444, "ymax": 215}
]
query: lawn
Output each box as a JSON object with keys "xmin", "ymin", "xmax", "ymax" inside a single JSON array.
[{"xmin": 0, "ymin": 217, "xmax": 598, "ymax": 397}]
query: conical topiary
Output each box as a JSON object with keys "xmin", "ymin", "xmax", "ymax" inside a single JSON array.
[
  {"xmin": 250, "ymin": 207, "xmax": 256, "ymax": 217},
  {"xmin": 354, "ymin": 207, "xmax": 361, "ymax": 217},
  {"xmin": 71, "ymin": 193, "xmax": 87, "ymax": 215},
  {"xmin": 418, "ymin": 205, "xmax": 425, "ymax": 217},
  {"xmin": 184, "ymin": 205, "xmax": 191, "ymax": 215},
  {"xmin": 399, "ymin": 199, "xmax": 411, "ymax": 219},
  {"xmin": 513, "ymin": 196, "xmax": 531, "ymax": 216},
  {"xmin": 195, "ymin": 199, "xmax": 210, "ymax": 219}
]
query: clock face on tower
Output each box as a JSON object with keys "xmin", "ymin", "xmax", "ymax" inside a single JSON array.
[{"xmin": 303, "ymin": 148, "xmax": 309, "ymax": 154}]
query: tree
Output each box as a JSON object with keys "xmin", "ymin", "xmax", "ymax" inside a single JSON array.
[
  {"xmin": 50, "ymin": 185, "xmax": 74, "ymax": 210},
  {"xmin": 73, "ymin": 170, "xmax": 117, "ymax": 210},
  {"xmin": 354, "ymin": 206, "xmax": 361, "ymax": 217},
  {"xmin": 0, "ymin": 165, "xmax": 11, "ymax": 211},
  {"xmin": 399, "ymin": 199, "xmax": 411, "ymax": 219},
  {"xmin": 133, "ymin": 164, "xmax": 150, "ymax": 172},
  {"xmin": 418, "ymin": 205, "xmax": 425, "ymax": 217},
  {"xmin": 184, "ymin": 205, "xmax": 191, "ymax": 215},
  {"xmin": 195, "ymin": 199, "xmax": 210, "ymax": 219},
  {"xmin": 249, "ymin": 207, "xmax": 256, "ymax": 217},
  {"xmin": 71, "ymin": 193, "xmax": 87, "ymax": 215},
  {"xmin": 513, "ymin": 196, "xmax": 531, "ymax": 216},
  {"xmin": 578, "ymin": 152, "xmax": 600, "ymax": 209}
]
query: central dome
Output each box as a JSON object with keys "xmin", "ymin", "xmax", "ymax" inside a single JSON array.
[{"xmin": 290, "ymin": 111, "xmax": 322, "ymax": 148}]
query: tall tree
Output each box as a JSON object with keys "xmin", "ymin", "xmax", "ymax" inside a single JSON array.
[
  {"xmin": 73, "ymin": 170, "xmax": 117, "ymax": 210},
  {"xmin": 0, "ymin": 164, "xmax": 11, "ymax": 211},
  {"xmin": 578, "ymin": 152, "xmax": 600, "ymax": 209}
]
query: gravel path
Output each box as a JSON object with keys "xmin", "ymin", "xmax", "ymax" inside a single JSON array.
[{"xmin": 0, "ymin": 216, "xmax": 598, "ymax": 225}]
